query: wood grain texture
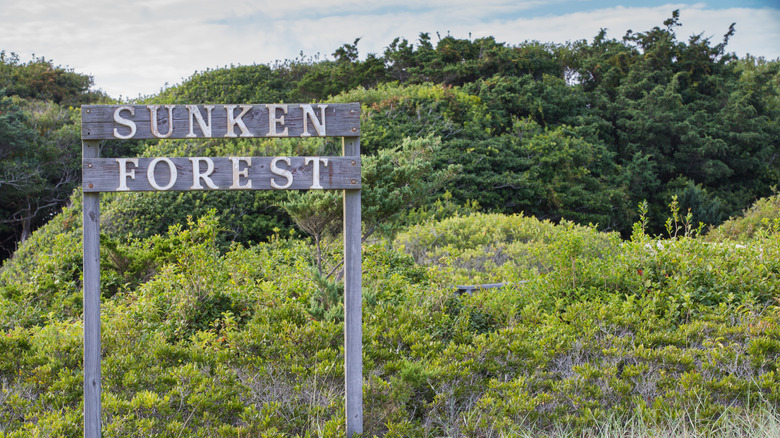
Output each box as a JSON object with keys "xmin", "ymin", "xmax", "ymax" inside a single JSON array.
[
  {"xmin": 82, "ymin": 140, "xmax": 101, "ymax": 438},
  {"xmin": 342, "ymin": 136, "xmax": 363, "ymax": 437},
  {"xmin": 82, "ymin": 157, "xmax": 361, "ymax": 192},
  {"xmin": 81, "ymin": 103, "xmax": 360, "ymax": 140}
]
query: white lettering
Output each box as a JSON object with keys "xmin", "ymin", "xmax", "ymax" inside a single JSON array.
[
  {"xmin": 147, "ymin": 157, "xmax": 177, "ymax": 190},
  {"xmin": 186, "ymin": 105, "xmax": 214, "ymax": 138},
  {"xmin": 266, "ymin": 104, "xmax": 289, "ymax": 137},
  {"xmin": 116, "ymin": 158, "xmax": 139, "ymax": 191},
  {"xmin": 229, "ymin": 157, "xmax": 252, "ymax": 189},
  {"xmin": 224, "ymin": 105, "xmax": 253, "ymax": 137},
  {"xmin": 189, "ymin": 157, "xmax": 218, "ymax": 190},
  {"xmin": 113, "ymin": 106, "xmax": 137, "ymax": 139},
  {"xmin": 270, "ymin": 156, "xmax": 293, "ymax": 189},
  {"xmin": 300, "ymin": 104, "xmax": 328, "ymax": 137},
  {"xmin": 147, "ymin": 105, "xmax": 175, "ymax": 138},
  {"xmin": 305, "ymin": 157, "xmax": 329, "ymax": 189}
]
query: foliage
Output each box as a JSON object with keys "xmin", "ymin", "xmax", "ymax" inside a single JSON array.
[
  {"xmin": 434, "ymin": 119, "xmax": 628, "ymax": 229},
  {"xmin": 0, "ymin": 52, "xmax": 105, "ymax": 261},
  {"xmin": 360, "ymin": 135, "xmax": 459, "ymax": 240},
  {"xmin": 0, "ymin": 197, "xmax": 83, "ymax": 328},
  {"xmin": 705, "ymin": 192, "xmax": 780, "ymax": 242},
  {"xmin": 148, "ymin": 63, "xmax": 295, "ymax": 104},
  {"xmin": 281, "ymin": 134, "xmax": 458, "ymax": 280},
  {"xmin": 394, "ymin": 212, "xmax": 615, "ymax": 280},
  {"xmin": 332, "ymin": 82, "xmax": 489, "ymax": 156},
  {"xmin": 0, "ymin": 207, "xmax": 778, "ymax": 436},
  {"xmin": 280, "ymin": 190, "xmax": 342, "ymax": 277},
  {"xmin": 383, "ymin": 34, "xmax": 566, "ymax": 87},
  {"xmin": 1, "ymin": 11, "xmax": 780, "ymax": 436},
  {"xmin": 0, "ymin": 51, "xmax": 105, "ymax": 105},
  {"xmin": 463, "ymin": 72, "xmax": 587, "ymax": 133},
  {"xmin": 569, "ymin": 12, "xmax": 780, "ymax": 233},
  {"xmin": 0, "ymin": 97, "xmax": 84, "ymax": 259},
  {"xmin": 295, "ymin": 39, "xmax": 389, "ymax": 101}
]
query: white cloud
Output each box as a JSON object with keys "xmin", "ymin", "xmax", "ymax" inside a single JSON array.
[{"xmin": 0, "ymin": 1, "xmax": 777, "ymax": 99}]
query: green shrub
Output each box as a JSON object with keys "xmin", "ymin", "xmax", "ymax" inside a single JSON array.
[
  {"xmin": 705, "ymin": 193, "xmax": 780, "ymax": 242},
  {"xmin": 1, "ymin": 203, "xmax": 779, "ymax": 436}
]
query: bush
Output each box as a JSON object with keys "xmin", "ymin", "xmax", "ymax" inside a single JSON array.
[
  {"xmin": 1, "ymin": 204, "xmax": 779, "ymax": 436},
  {"xmin": 705, "ymin": 193, "xmax": 780, "ymax": 242}
]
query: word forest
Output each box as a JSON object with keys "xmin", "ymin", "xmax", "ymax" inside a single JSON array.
[{"xmin": 82, "ymin": 156, "xmax": 360, "ymax": 192}]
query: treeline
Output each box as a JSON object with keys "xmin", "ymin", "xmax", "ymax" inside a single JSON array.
[
  {"xmin": 1, "ymin": 11, "xmax": 779, "ymax": 260},
  {"xmin": 148, "ymin": 12, "xmax": 780, "ymax": 242}
]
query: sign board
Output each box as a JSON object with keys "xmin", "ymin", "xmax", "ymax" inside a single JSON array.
[
  {"xmin": 81, "ymin": 104, "xmax": 359, "ymax": 139},
  {"xmin": 82, "ymin": 157, "xmax": 360, "ymax": 192},
  {"xmin": 81, "ymin": 103, "xmax": 362, "ymax": 437}
]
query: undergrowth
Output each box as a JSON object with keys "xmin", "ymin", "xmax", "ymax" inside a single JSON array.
[{"xmin": 0, "ymin": 196, "xmax": 778, "ymax": 436}]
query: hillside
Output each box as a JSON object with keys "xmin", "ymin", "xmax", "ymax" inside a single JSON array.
[
  {"xmin": 0, "ymin": 199, "xmax": 778, "ymax": 436},
  {"xmin": 1, "ymin": 12, "xmax": 779, "ymax": 437}
]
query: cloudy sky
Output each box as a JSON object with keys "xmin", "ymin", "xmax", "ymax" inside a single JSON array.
[{"xmin": 1, "ymin": 0, "xmax": 778, "ymax": 100}]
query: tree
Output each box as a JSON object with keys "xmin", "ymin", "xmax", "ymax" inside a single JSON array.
[
  {"xmin": 0, "ymin": 51, "xmax": 104, "ymax": 105},
  {"xmin": 0, "ymin": 96, "xmax": 37, "ymax": 251},
  {"xmin": 434, "ymin": 119, "xmax": 627, "ymax": 229},
  {"xmin": 571, "ymin": 11, "xmax": 779, "ymax": 232},
  {"xmin": 294, "ymin": 39, "xmax": 389, "ymax": 101},
  {"xmin": 0, "ymin": 97, "xmax": 81, "ymax": 258},
  {"xmin": 281, "ymin": 135, "xmax": 458, "ymax": 279},
  {"xmin": 280, "ymin": 190, "xmax": 341, "ymax": 276}
]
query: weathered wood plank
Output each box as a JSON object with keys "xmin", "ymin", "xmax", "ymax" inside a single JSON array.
[
  {"xmin": 82, "ymin": 140, "xmax": 101, "ymax": 438},
  {"xmin": 343, "ymin": 136, "xmax": 363, "ymax": 437},
  {"xmin": 82, "ymin": 156, "xmax": 360, "ymax": 192},
  {"xmin": 81, "ymin": 103, "xmax": 360, "ymax": 140}
]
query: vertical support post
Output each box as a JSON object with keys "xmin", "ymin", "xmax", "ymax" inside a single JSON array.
[
  {"xmin": 82, "ymin": 140, "xmax": 101, "ymax": 438},
  {"xmin": 343, "ymin": 136, "xmax": 362, "ymax": 436}
]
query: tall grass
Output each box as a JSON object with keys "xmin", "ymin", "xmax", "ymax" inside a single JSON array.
[{"xmin": 499, "ymin": 406, "xmax": 780, "ymax": 438}]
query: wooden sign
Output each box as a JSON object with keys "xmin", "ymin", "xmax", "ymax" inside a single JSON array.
[
  {"xmin": 80, "ymin": 103, "xmax": 363, "ymax": 438},
  {"xmin": 82, "ymin": 156, "xmax": 360, "ymax": 192},
  {"xmin": 81, "ymin": 103, "xmax": 360, "ymax": 140}
]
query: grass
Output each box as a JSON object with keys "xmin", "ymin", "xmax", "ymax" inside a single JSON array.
[{"xmin": 497, "ymin": 406, "xmax": 780, "ymax": 438}]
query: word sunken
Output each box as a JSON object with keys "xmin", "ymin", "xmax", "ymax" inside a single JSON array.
[
  {"xmin": 114, "ymin": 104, "xmax": 325, "ymax": 139},
  {"xmin": 80, "ymin": 103, "xmax": 360, "ymax": 140}
]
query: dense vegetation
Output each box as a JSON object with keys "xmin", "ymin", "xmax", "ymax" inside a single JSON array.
[
  {"xmin": 1, "ymin": 11, "xmax": 779, "ymax": 437},
  {"xmin": 0, "ymin": 51, "xmax": 108, "ymax": 260},
  {"xmin": 0, "ymin": 196, "xmax": 778, "ymax": 436}
]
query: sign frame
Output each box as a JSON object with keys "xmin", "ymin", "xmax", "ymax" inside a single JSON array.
[{"xmin": 81, "ymin": 103, "xmax": 362, "ymax": 437}]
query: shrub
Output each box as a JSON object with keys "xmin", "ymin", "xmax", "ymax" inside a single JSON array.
[{"xmin": 705, "ymin": 193, "xmax": 780, "ymax": 242}]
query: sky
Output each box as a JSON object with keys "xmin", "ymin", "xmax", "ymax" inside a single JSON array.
[{"xmin": 1, "ymin": 0, "xmax": 778, "ymax": 100}]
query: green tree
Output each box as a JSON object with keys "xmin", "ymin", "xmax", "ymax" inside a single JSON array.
[
  {"xmin": 572, "ymin": 11, "xmax": 779, "ymax": 232},
  {"xmin": 0, "ymin": 97, "xmax": 81, "ymax": 258},
  {"xmin": 435, "ymin": 119, "xmax": 626, "ymax": 229},
  {"xmin": 281, "ymin": 135, "xmax": 458, "ymax": 277},
  {"xmin": 149, "ymin": 63, "xmax": 294, "ymax": 104},
  {"xmin": 0, "ymin": 51, "xmax": 104, "ymax": 105},
  {"xmin": 295, "ymin": 38, "xmax": 389, "ymax": 101}
]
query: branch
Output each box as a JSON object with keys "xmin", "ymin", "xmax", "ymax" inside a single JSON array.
[{"xmin": 325, "ymin": 259, "xmax": 344, "ymax": 280}]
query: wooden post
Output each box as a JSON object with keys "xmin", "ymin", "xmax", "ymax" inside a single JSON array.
[
  {"xmin": 343, "ymin": 136, "xmax": 362, "ymax": 436},
  {"xmin": 82, "ymin": 139, "xmax": 101, "ymax": 438}
]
